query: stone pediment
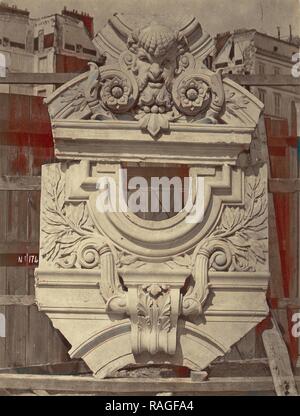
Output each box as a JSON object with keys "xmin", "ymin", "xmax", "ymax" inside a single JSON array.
[
  {"xmin": 45, "ymin": 13, "xmax": 263, "ymax": 138},
  {"xmin": 36, "ymin": 13, "xmax": 269, "ymax": 378}
]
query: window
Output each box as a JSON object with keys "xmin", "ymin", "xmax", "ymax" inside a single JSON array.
[
  {"xmin": 229, "ymin": 41, "xmax": 235, "ymax": 61},
  {"xmin": 215, "ymin": 62, "xmax": 228, "ymax": 69},
  {"xmin": 83, "ymin": 47, "xmax": 97, "ymax": 56},
  {"xmin": 258, "ymin": 62, "xmax": 265, "ymax": 75},
  {"xmin": 290, "ymin": 100, "xmax": 297, "ymax": 136},
  {"xmin": 38, "ymin": 30, "xmax": 44, "ymax": 52},
  {"xmin": 10, "ymin": 41, "xmax": 25, "ymax": 49},
  {"xmin": 38, "ymin": 57, "xmax": 48, "ymax": 73},
  {"xmin": 258, "ymin": 89, "xmax": 266, "ymax": 104},
  {"xmin": 65, "ymin": 43, "xmax": 75, "ymax": 51},
  {"xmin": 26, "ymin": 30, "xmax": 34, "ymax": 53},
  {"xmin": 274, "ymin": 67, "xmax": 280, "ymax": 75},
  {"xmin": 0, "ymin": 53, "xmax": 6, "ymax": 77},
  {"xmin": 274, "ymin": 93, "xmax": 281, "ymax": 116},
  {"xmin": 3, "ymin": 37, "xmax": 9, "ymax": 47},
  {"xmin": 37, "ymin": 89, "xmax": 47, "ymax": 97},
  {"xmin": 76, "ymin": 44, "xmax": 82, "ymax": 53},
  {"xmin": 44, "ymin": 33, "xmax": 54, "ymax": 49}
]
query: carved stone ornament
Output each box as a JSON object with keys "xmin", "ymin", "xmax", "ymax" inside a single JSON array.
[{"xmin": 36, "ymin": 14, "xmax": 269, "ymax": 378}]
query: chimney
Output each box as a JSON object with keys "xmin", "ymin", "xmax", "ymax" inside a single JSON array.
[
  {"xmin": 277, "ymin": 26, "xmax": 281, "ymax": 39},
  {"xmin": 0, "ymin": 2, "xmax": 29, "ymax": 17},
  {"xmin": 289, "ymin": 24, "xmax": 292, "ymax": 43},
  {"xmin": 62, "ymin": 7, "xmax": 94, "ymax": 38}
]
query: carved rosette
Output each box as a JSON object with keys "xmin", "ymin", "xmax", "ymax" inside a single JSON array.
[
  {"xmin": 101, "ymin": 77, "xmax": 131, "ymax": 112},
  {"xmin": 176, "ymin": 77, "xmax": 211, "ymax": 115},
  {"xmin": 99, "ymin": 68, "xmax": 138, "ymax": 114}
]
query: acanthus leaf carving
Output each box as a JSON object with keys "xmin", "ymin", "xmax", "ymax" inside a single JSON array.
[{"xmin": 135, "ymin": 284, "xmax": 171, "ymax": 355}]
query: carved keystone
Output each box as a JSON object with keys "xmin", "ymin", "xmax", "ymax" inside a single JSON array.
[{"xmin": 119, "ymin": 263, "xmax": 189, "ymax": 355}]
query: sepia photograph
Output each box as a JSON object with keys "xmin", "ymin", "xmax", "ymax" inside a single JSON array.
[{"xmin": 0, "ymin": 0, "xmax": 299, "ymax": 399}]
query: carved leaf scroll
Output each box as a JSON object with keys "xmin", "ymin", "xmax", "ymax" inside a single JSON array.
[
  {"xmin": 41, "ymin": 165, "xmax": 97, "ymax": 268},
  {"xmin": 209, "ymin": 176, "xmax": 268, "ymax": 271},
  {"xmin": 182, "ymin": 175, "xmax": 268, "ymax": 318}
]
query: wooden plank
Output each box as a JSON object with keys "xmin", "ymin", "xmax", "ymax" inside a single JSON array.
[
  {"xmin": 0, "ymin": 374, "xmax": 282, "ymax": 394},
  {"xmin": 25, "ymin": 130, "xmax": 50, "ymax": 366},
  {"xmin": 0, "ymin": 198, "xmax": 7, "ymax": 366},
  {"xmin": 5, "ymin": 191, "xmax": 28, "ymax": 367},
  {"xmin": 227, "ymin": 74, "xmax": 300, "ymax": 86},
  {"xmin": 288, "ymin": 145, "xmax": 299, "ymax": 364},
  {"xmin": 298, "ymin": 139, "xmax": 300, "ymax": 366},
  {"xmin": 267, "ymin": 118, "xmax": 299, "ymax": 363},
  {"xmin": 269, "ymin": 178, "xmax": 300, "ymax": 193},
  {"xmin": 1, "ymin": 176, "xmax": 299, "ymax": 194},
  {"xmin": 258, "ymin": 118, "xmax": 285, "ymax": 300},
  {"xmin": 258, "ymin": 117, "xmax": 291, "ymax": 350},
  {"xmin": 234, "ymin": 329, "xmax": 256, "ymax": 359},
  {"xmin": 208, "ymin": 359, "xmax": 270, "ymax": 377},
  {"xmin": 0, "ymin": 295, "xmax": 35, "ymax": 306},
  {"xmin": 5, "ymin": 265, "xmax": 28, "ymax": 368},
  {"xmin": 0, "ymin": 242, "xmax": 38, "ymax": 254},
  {"xmin": 0, "ymin": 268, "xmax": 6, "ymax": 367},
  {"xmin": 26, "ymin": 268, "xmax": 50, "ymax": 366},
  {"xmin": 0, "ymin": 73, "xmax": 299, "ymax": 87},
  {"xmin": 32, "ymin": 389, "xmax": 50, "ymax": 396},
  {"xmin": 0, "ymin": 176, "xmax": 41, "ymax": 191},
  {"xmin": 47, "ymin": 321, "xmax": 70, "ymax": 366},
  {"xmin": 0, "ymin": 141, "xmax": 8, "ymax": 368},
  {"xmin": 276, "ymin": 298, "xmax": 300, "ymax": 309},
  {"xmin": 0, "ymin": 95, "xmax": 56, "ymax": 369},
  {"xmin": 0, "ymin": 359, "xmax": 89, "ymax": 375},
  {"xmin": 262, "ymin": 316, "xmax": 298, "ymax": 396},
  {"xmin": 0, "ymin": 73, "xmax": 78, "ymax": 85}
]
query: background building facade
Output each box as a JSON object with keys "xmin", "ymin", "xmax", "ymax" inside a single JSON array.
[
  {"xmin": 0, "ymin": 3, "xmax": 99, "ymax": 96},
  {"xmin": 213, "ymin": 29, "xmax": 300, "ymax": 135}
]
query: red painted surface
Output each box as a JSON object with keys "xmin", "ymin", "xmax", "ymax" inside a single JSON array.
[
  {"xmin": 56, "ymin": 54, "xmax": 91, "ymax": 73},
  {"xmin": 265, "ymin": 116, "xmax": 299, "ymax": 365},
  {"xmin": 0, "ymin": 94, "xmax": 54, "ymax": 176}
]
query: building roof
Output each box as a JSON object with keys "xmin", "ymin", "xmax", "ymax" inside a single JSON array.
[
  {"xmin": 216, "ymin": 28, "xmax": 300, "ymax": 48},
  {"xmin": 0, "ymin": 2, "xmax": 29, "ymax": 17}
]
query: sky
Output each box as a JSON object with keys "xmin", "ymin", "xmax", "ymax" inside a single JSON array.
[{"xmin": 9, "ymin": 0, "xmax": 300, "ymax": 39}]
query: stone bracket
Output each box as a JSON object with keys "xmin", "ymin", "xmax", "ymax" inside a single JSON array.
[{"xmin": 119, "ymin": 263, "xmax": 189, "ymax": 355}]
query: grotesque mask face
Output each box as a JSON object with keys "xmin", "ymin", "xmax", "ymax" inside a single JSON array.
[
  {"xmin": 133, "ymin": 45, "xmax": 177, "ymax": 91},
  {"xmin": 127, "ymin": 23, "xmax": 187, "ymax": 113}
]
